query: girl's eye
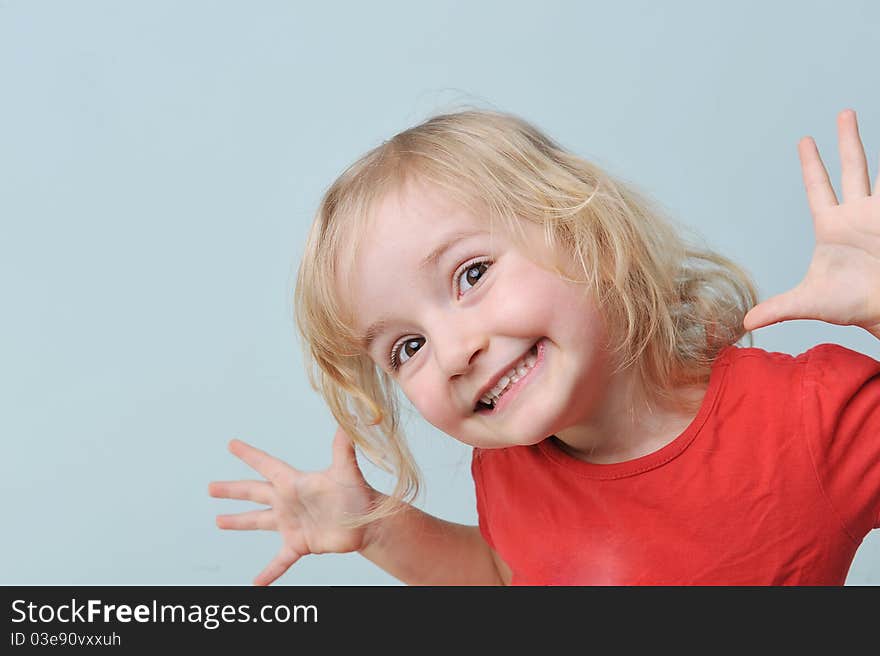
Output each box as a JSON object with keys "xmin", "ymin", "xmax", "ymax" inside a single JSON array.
[
  {"xmin": 388, "ymin": 258, "xmax": 492, "ymax": 371},
  {"xmin": 389, "ymin": 336, "xmax": 424, "ymax": 370},
  {"xmin": 456, "ymin": 258, "xmax": 492, "ymax": 296}
]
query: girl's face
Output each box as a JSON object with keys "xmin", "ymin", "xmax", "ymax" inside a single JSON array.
[{"xmin": 344, "ymin": 179, "xmax": 613, "ymax": 449}]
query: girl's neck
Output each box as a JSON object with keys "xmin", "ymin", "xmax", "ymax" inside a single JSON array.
[{"xmin": 551, "ymin": 368, "xmax": 709, "ymax": 465}]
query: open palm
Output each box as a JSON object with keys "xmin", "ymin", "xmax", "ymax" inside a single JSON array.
[
  {"xmin": 743, "ymin": 110, "xmax": 880, "ymax": 336},
  {"xmin": 209, "ymin": 427, "xmax": 377, "ymax": 586}
]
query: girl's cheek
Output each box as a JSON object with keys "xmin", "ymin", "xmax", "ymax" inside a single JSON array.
[
  {"xmin": 492, "ymin": 275, "xmax": 565, "ymax": 327},
  {"xmin": 403, "ymin": 383, "xmax": 450, "ymax": 427}
]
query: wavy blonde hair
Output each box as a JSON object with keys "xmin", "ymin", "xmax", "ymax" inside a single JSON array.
[{"xmin": 294, "ymin": 108, "xmax": 757, "ymax": 527}]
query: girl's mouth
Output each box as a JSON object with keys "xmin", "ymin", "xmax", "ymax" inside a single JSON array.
[{"xmin": 474, "ymin": 339, "xmax": 545, "ymax": 415}]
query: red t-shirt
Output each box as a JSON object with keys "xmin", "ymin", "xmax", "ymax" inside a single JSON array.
[{"xmin": 471, "ymin": 343, "xmax": 880, "ymax": 585}]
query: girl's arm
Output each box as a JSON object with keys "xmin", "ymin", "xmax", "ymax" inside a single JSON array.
[{"xmin": 359, "ymin": 494, "xmax": 512, "ymax": 585}]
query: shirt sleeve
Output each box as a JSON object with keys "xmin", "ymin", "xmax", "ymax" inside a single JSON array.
[
  {"xmin": 470, "ymin": 448, "xmax": 496, "ymax": 549},
  {"xmin": 801, "ymin": 343, "xmax": 880, "ymax": 539}
]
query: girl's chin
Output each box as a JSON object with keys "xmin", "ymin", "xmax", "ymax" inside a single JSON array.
[{"xmin": 466, "ymin": 430, "xmax": 551, "ymax": 450}]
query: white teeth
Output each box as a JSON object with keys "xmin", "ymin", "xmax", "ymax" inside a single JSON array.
[
  {"xmin": 479, "ymin": 344, "xmax": 540, "ymax": 407},
  {"xmin": 491, "ymin": 376, "xmax": 510, "ymax": 396}
]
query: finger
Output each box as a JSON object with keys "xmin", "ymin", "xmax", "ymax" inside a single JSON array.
[
  {"xmin": 215, "ymin": 509, "xmax": 276, "ymax": 531},
  {"xmin": 742, "ymin": 288, "xmax": 809, "ymax": 332},
  {"xmin": 330, "ymin": 426, "xmax": 358, "ymax": 471},
  {"xmin": 253, "ymin": 548, "xmax": 301, "ymax": 586},
  {"xmin": 875, "ymin": 150, "xmax": 880, "ymax": 196},
  {"xmin": 837, "ymin": 109, "xmax": 871, "ymax": 201},
  {"xmin": 798, "ymin": 136, "xmax": 838, "ymax": 214},
  {"xmin": 208, "ymin": 480, "xmax": 273, "ymax": 506},
  {"xmin": 228, "ymin": 438, "xmax": 297, "ymax": 484}
]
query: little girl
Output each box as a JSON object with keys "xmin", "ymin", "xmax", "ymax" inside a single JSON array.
[{"xmin": 209, "ymin": 108, "xmax": 880, "ymax": 585}]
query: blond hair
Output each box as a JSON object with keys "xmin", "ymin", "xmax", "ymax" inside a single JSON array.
[{"xmin": 294, "ymin": 108, "xmax": 757, "ymax": 527}]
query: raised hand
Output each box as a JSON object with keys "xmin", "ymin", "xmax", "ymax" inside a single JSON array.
[
  {"xmin": 208, "ymin": 426, "xmax": 377, "ymax": 586},
  {"xmin": 743, "ymin": 109, "xmax": 880, "ymax": 337}
]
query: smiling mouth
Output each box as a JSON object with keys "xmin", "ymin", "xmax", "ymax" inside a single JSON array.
[{"xmin": 474, "ymin": 341, "xmax": 541, "ymax": 413}]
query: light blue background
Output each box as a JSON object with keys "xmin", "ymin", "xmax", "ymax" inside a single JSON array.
[{"xmin": 2, "ymin": 0, "xmax": 879, "ymax": 585}]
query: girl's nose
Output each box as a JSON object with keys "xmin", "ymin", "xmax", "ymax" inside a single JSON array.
[{"xmin": 432, "ymin": 321, "xmax": 488, "ymax": 378}]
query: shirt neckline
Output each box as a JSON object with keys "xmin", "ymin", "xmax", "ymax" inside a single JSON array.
[{"xmin": 536, "ymin": 344, "xmax": 736, "ymax": 479}]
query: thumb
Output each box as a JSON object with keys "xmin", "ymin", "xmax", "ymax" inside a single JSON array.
[
  {"xmin": 742, "ymin": 287, "xmax": 808, "ymax": 332},
  {"xmin": 330, "ymin": 426, "xmax": 359, "ymax": 470}
]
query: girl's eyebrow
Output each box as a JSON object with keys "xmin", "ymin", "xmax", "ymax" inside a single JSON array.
[
  {"xmin": 418, "ymin": 229, "xmax": 485, "ymax": 271},
  {"xmin": 360, "ymin": 229, "xmax": 487, "ymax": 351},
  {"xmin": 361, "ymin": 319, "xmax": 388, "ymax": 352}
]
